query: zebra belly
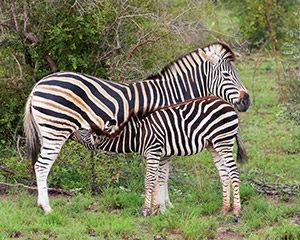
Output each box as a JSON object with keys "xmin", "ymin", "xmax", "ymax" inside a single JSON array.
[{"xmin": 161, "ymin": 135, "xmax": 207, "ymax": 157}]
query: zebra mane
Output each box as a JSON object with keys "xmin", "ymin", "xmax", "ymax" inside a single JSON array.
[
  {"xmin": 203, "ymin": 42, "xmax": 236, "ymax": 63},
  {"xmin": 137, "ymin": 96, "xmax": 220, "ymax": 120},
  {"xmin": 146, "ymin": 42, "xmax": 235, "ymax": 80}
]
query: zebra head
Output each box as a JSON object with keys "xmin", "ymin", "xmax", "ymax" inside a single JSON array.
[{"xmin": 202, "ymin": 43, "xmax": 250, "ymax": 112}]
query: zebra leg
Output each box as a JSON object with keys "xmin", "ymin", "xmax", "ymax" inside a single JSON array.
[
  {"xmin": 35, "ymin": 138, "xmax": 67, "ymax": 214},
  {"xmin": 151, "ymin": 157, "xmax": 172, "ymax": 215},
  {"xmin": 206, "ymin": 143, "xmax": 231, "ymax": 215},
  {"xmin": 151, "ymin": 179, "xmax": 160, "ymax": 215},
  {"xmin": 159, "ymin": 158, "xmax": 173, "ymax": 214},
  {"xmin": 162, "ymin": 160, "xmax": 173, "ymax": 209},
  {"xmin": 141, "ymin": 152, "xmax": 160, "ymax": 217},
  {"xmin": 216, "ymin": 147, "xmax": 241, "ymax": 217}
]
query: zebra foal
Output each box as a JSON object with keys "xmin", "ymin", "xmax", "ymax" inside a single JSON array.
[{"xmin": 74, "ymin": 96, "xmax": 241, "ymax": 217}]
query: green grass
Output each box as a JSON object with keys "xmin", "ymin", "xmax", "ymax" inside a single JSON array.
[{"xmin": 1, "ymin": 56, "xmax": 300, "ymax": 239}]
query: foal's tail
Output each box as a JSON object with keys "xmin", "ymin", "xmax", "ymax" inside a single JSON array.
[
  {"xmin": 23, "ymin": 95, "xmax": 40, "ymax": 169},
  {"xmin": 236, "ymin": 127, "xmax": 248, "ymax": 164}
]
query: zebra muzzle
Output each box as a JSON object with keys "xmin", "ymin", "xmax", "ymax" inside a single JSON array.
[{"xmin": 235, "ymin": 91, "xmax": 250, "ymax": 112}]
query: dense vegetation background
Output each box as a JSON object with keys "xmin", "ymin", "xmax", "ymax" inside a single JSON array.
[{"xmin": 0, "ymin": 0, "xmax": 300, "ymax": 239}]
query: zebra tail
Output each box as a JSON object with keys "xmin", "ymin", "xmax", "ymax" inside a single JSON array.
[
  {"xmin": 23, "ymin": 96, "xmax": 40, "ymax": 169},
  {"xmin": 236, "ymin": 127, "xmax": 248, "ymax": 164}
]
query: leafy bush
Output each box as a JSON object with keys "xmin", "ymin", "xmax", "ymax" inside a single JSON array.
[
  {"xmin": 276, "ymin": 103, "xmax": 300, "ymax": 126},
  {"xmin": 222, "ymin": 0, "xmax": 299, "ymax": 50}
]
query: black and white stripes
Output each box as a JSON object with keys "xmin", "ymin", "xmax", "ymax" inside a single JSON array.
[
  {"xmin": 24, "ymin": 42, "xmax": 249, "ymax": 214},
  {"xmin": 74, "ymin": 96, "xmax": 241, "ymax": 217}
]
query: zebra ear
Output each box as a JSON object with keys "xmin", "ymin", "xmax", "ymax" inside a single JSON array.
[
  {"xmin": 202, "ymin": 42, "xmax": 236, "ymax": 64},
  {"xmin": 200, "ymin": 47, "xmax": 220, "ymax": 65},
  {"xmin": 198, "ymin": 48, "xmax": 210, "ymax": 63}
]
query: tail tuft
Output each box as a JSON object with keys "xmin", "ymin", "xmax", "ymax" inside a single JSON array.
[
  {"xmin": 23, "ymin": 96, "xmax": 40, "ymax": 169},
  {"xmin": 236, "ymin": 127, "xmax": 248, "ymax": 164}
]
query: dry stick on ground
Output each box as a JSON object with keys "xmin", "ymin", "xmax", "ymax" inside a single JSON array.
[
  {"xmin": 119, "ymin": 33, "xmax": 169, "ymax": 82},
  {"xmin": 249, "ymin": 179, "xmax": 300, "ymax": 196},
  {"xmin": 0, "ymin": 182, "xmax": 73, "ymax": 196},
  {"xmin": 264, "ymin": 1, "xmax": 283, "ymax": 102}
]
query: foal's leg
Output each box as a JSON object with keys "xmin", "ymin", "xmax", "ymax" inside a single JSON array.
[
  {"xmin": 141, "ymin": 152, "xmax": 161, "ymax": 217},
  {"xmin": 214, "ymin": 144, "xmax": 241, "ymax": 216},
  {"xmin": 206, "ymin": 143, "xmax": 231, "ymax": 215},
  {"xmin": 151, "ymin": 157, "xmax": 172, "ymax": 215}
]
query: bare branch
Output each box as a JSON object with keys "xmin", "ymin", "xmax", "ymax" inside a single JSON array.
[
  {"xmin": 264, "ymin": 2, "xmax": 283, "ymax": 102},
  {"xmin": 0, "ymin": 166, "xmax": 15, "ymax": 175},
  {"xmin": 16, "ymin": 136, "xmax": 24, "ymax": 163},
  {"xmin": 23, "ymin": 0, "xmax": 29, "ymax": 32},
  {"xmin": 11, "ymin": 53, "xmax": 23, "ymax": 80},
  {"xmin": 119, "ymin": 33, "xmax": 169, "ymax": 82},
  {"xmin": 22, "ymin": 30, "xmax": 38, "ymax": 45},
  {"xmin": 44, "ymin": 55, "xmax": 57, "ymax": 73},
  {"xmin": 0, "ymin": 182, "xmax": 73, "ymax": 196},
  {"xmin": 11, "ymin": 0, "xmax": 20, "ymax": 32},
  {"xmin": 0, "ymin": 165, "xmax": 36, "ymax": 183}
]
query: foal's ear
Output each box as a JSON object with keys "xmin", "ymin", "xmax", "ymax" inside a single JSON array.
[
  {"xmin": 105, "ymin": 119, "xmax": 117, "ymax": 128},
  {"xmin": 103, "ymin": 119, "xmax": 118, "ymax": 134}
]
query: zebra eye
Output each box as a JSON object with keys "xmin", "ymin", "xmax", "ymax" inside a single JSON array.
[{"xmin": 222, "ymin": 72, "xmax": 231, "ymax": 77}]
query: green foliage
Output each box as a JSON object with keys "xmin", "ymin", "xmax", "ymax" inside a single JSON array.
[
  {"xmin": 222, "ymin": 0, "xmax": 299, "ymax": 50},
  {"xmin": 0, "ymin": 81, "xmax": 28, "ymax": 146},
  {"xmin": 277, "ymin": 103, "xmax": 300, "ymax": 126},
  {"xmin": 47, "ymin": 141, "xmax": 146, "ymax": 192}
]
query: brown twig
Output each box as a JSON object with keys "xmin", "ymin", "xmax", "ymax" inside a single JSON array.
[
  {"xmin": 44, "ymin": 55, "xmax": 57, "ymax": 73},
  {"xmin": 16, "ymin": 136, "xmax": 24, "ymax": 163},
  {"xmin": 0, "ymin": 182, "xmax": 73, "ymax": 196},
  {"xmin": 119, "ymin": 33, "xmax": 169, "ymax": 82},
  {"xmin": 264, "ymin": 1, "xmax": 283, "ymax": 102},
  {"xmin": 0, "ymin": 166, "xmax": 16, "ymax": 175},
  {"xmin": 90, "ymin": 150, "xmax": 96, "ymax": 191},
  {"xmin": 274, "ymin": 39, "xmax": 288, "ymax": 102},
  {"xmin": 252, "ymin": 45, "xmax": 265, "ymax": 113},
  {"xmin": 0, "ymin": 165, "xmax": 36, "ymax": 183},
  {"xmin": 11, "ymin": 53, "xmax": 23, "ymax": 80}
]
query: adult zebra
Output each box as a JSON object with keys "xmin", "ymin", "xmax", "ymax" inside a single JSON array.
[
  {"xmin": 73, "ymin": 96, "xmax": 242, "ymax": 217},
  {"xmin": 24, "ymin": 42, "xmax": 250, "ymax": 214}
]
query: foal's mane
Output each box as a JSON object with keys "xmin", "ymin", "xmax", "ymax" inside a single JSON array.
[{"xmin": 90, "ymin": 96, "xmax": 225, "ymax": 138}]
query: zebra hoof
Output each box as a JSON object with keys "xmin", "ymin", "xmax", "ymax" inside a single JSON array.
[
  {"xmin": 230, "ymin": 215, "xmax": 238, "ymax": 223},
  {"xmin": 140, "ymin": 207, "xmax": 150, "ymax": 218}
]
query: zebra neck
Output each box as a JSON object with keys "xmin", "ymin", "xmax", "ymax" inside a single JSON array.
[
  {"xmin": 127, "ymin": 59, "xmax": 210, "ymax": 119},
  {"xmin": 146, "ymin": 66, "xmax": 209, "ymax": 106}
]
